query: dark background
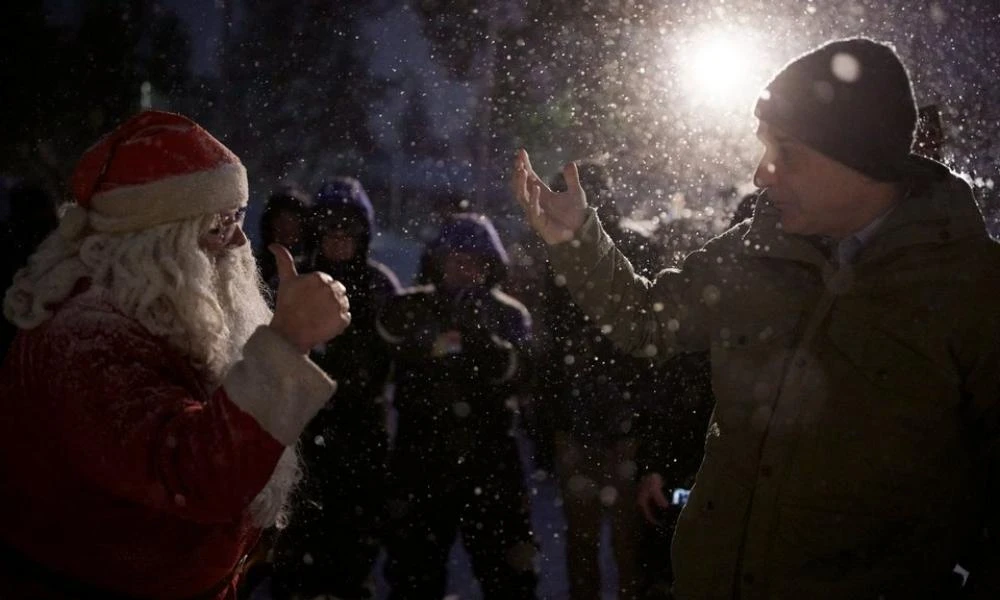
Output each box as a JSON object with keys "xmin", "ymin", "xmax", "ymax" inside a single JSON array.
[{"xmin": 1, "ymin": 0, "xmax": 998, "ymax": 271}]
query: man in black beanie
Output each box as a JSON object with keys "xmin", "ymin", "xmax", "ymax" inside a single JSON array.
[{"xmin": 512, "ymin": 37, "xmax": 1000, "ymax": 599}]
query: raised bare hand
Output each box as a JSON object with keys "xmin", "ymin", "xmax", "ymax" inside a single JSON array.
[
  {"xmin": 267, "ymin": 244, "xmax": 351, "ymax": 354},
  {"xmin": 511, "ymin": 148, "xmax": 588, "ymax": 245}
]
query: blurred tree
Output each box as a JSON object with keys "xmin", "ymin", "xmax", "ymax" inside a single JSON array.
[
  {"xmin": 412, "ymin": 0, "xmax": 663, "ymax": 213},
  {"xmin": 0, "ymin": 1, "xmax": 73, "ymax": 189},
  {"xmin": 220, "ymin": 0, "xmax": 389, "ymax": 198},
  {"xmin": 0, "ymin": 0, "xmax": 192, "ymax": 196},
  {"xmin": 399, "ymin": 88, "xmax": 449, "ymax": 159},
  {"xmin": 69, "ymin": 0, "xmax": 148, "ymax": 137},
  {"xmin": 146, "ymin": 9, "xmax": 193, "ymax": 99}
]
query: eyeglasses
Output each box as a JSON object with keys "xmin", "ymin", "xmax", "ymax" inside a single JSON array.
[
  {"xmin": 207, "ymin": 207, "xmax": 247, "ymax": 243},
  {"xmin": 201, "ymin": 206, "xmax": 248, "ymax": 252}
]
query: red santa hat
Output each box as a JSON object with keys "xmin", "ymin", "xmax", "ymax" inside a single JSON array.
[{"xmin": 60, "ymin": 110, "xmax": 248, "ymax": 239}]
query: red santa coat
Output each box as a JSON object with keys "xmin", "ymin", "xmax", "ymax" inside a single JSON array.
[{"xmin": 0, "ymin": 290, "xmax": 335, "ymax": 599}]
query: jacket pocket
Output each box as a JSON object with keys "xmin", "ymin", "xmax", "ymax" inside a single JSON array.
[
  {"xmin": 771, "ymin": 503, "xmax": 943, "ymax": 596},
  {"xmin": 670, "ymin": 466, "xmax": 752, "ymax": 598},
  {"xmin": 709, "ymin": 309, "xmax": 801, "ymax": 433},
  {"xmin": 826, "ymin": 305, "xmax": 957, "ymax": 430},
  {"xmin": 822, "ymin": 305, "xmax": 963, "ymax": 500}
]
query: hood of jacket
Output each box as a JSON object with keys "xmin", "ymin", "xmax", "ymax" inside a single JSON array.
[{"xmin": 417, "ymin": 213, "xmax": 510, "ymax": 288}]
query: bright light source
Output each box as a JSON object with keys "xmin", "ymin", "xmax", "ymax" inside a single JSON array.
[{"xmin": 675, "ymin": 28, "xmax": 769, "ymax": 113}]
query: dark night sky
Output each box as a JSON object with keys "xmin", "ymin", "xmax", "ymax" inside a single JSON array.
[
  {"xmin": 161, "ymin": 0, "xmax": 222, "ymax": 75},
  {"xmin": 44, "ymin": 0, "xmax": 224, "ymax": 75}
]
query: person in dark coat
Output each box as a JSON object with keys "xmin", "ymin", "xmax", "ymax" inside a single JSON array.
[
  {"xmin": 379, "ymin": 213, "xmax": 538, "ymax": 599},
  {"xmin": 529, "ymin": 160, "xmax": 666, "ymax": 599},
  {"xmin": 512, "ymin": 38, "xmax": 995, "ymax": 598},
  {"xmin": 269, "ymin": 177, "xmax": 400, "ymax": 600},
  {"xmin": 255, "ymin": 184, "xmax": 313, "ymax": 298},
  {"xmin": 634, "ymin": 351, "xmax": 712, "ymax": 599},
  {"xmin": 634, "ymin": 193, "xmax": 757, "ymax": 599}
]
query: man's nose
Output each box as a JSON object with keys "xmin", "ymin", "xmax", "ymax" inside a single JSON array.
[
  {"xmin": 229, "ymin": 225, "xmax": 249, "ymax": 248},
  {"xmin": 753, "ymin": 159, "xmax": 778, "ymax": 188}
]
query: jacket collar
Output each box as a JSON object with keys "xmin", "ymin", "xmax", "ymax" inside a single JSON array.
[
  {"xmin": 741, "ymin": 157, "xmax": 988, "ymax": 267},
  {"xmin": 742, "ymin": 195, "xmax": 826, "ymax": 267},
  {"xmin": 862, "ymin": 163, "xmax": 988, "ymax": 263}
]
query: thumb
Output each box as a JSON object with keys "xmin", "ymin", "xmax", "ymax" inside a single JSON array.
[
  {"xmin": 563, "ymin": 161, "xmax": 583, "ymax": 195},
  {"xmin": 269, "ymin": 243, "xmax": 299, "ymax": 282}
]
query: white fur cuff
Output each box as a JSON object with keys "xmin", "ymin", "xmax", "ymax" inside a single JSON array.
[{"xmin": 223, "ymin": 326, "xmax": 336, "ymax": 446}]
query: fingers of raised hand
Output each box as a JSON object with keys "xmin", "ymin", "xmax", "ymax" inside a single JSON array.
[
  {"xmin": 529, "ymin": 182, "xmax": 543, "ymax": 218},
  {"xmin": 513, "ymin": 168, "xmax": 528, "ymax": 205},
  {"xmin": 298, "ymin": 274, "xmax": 350, "ymax": 317},
  {"xmin": 518, "ymin": 148, "xmax": 532, "ymax": 173},
  {"xmin": 512, "ymin": 164, "xmax": 531, "ymax": 206},
  {"xmin": 520, "ymin": 149, "xmax": 543, "ymax": 184}
]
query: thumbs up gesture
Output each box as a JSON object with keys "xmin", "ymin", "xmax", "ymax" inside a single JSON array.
[{"xmin": 267, "ymin": 243, "xmax": 351, "ymax": 354}]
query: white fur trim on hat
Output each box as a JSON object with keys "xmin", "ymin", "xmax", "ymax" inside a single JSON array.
[
  {"xmin": 57, "ymin": 204, "xmax": 90, "ymax": 240},
  {"xmin": 88, "ymin": 163, "xmax": 248, "ymax": 233}
]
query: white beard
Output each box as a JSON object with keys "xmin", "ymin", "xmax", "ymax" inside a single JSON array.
[
  {"xmin": 204, "ymin": 244, "xmax": 275, "ymax": 382},
  {"xmin": 199, "ymin": 245, "xmax": 300, "ymax": 527},
  {"xmin": 122, "ymin": 242, "xmax": 300, "ymax": 527},
  {"xmin": 248, "ymin": 446, "xmax": 300, "ymax": 528}
]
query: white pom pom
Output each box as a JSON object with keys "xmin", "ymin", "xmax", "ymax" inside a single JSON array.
[{"xmin": 58, "ymin": 204, "xmax": 89, "ymax": 240}]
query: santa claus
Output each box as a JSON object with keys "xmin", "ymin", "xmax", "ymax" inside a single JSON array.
[{"xmin": 0, "ymin": 111, "xmax": 350, "ymax": 599}]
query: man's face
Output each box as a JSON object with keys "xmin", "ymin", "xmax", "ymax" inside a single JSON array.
[
  {"xmin": 270, "ymin": 210, "xmax": 303, "ymax": 249},
  {"xmin": 320, "ymin": 229, "xmax": 358, "ymax": 263},
  {"xmin": 440, "ymin": 252, "xmax": 487, "ymax": 289},
  {"xmin": 753, "ymin": 122, "xmax": 871, "ymax": 238},
  {"xmin": 199, "ymin": 206, "xmax": 249, "ymax": 255}
]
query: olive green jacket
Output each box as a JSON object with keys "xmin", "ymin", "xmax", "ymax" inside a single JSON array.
[{"xmin": 547, "ymin": 162, "xmax": 1000, "ymax": 599}]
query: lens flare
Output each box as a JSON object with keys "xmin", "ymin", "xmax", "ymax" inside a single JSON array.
[{"xmin": 676, "ymin": 28, "xmax": 770, "ymax": 113}]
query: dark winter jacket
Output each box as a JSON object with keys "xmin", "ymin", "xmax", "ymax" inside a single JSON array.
[
  {"xmin": 294, "ymin": 178, "xmax": 401, "ymax": 505},
  {"xmin": 536, "ymin": 213, "xmax": 667, "ymax": 446},
  {"xmin": 269, "ymin": 180, "xmax": 397, "ymax": 600},
  {"xmin": 306, "ymin": 176, "xmax": 397, "ymax": 398},
  {"xmin": 378, "ymin": 214, "xmax": 531, "ymax": 459},
  {"xmin": 634, "ymin": 209, "xmax": 751, "ymax": 485},
  {"xmin": 633, "ymin": 351, "xmax": 712, "ymax": 486},
  {"xmin": 547, "ymin": 157, "xmax": 1000, "ymax": 599}
]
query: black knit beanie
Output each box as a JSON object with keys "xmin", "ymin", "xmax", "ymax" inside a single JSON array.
[{"xmin": 754, "ymin": 38, "xmax": 917, "ymax": 182}]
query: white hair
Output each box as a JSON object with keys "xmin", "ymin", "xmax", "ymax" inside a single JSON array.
[{"xmin": 4, "ymin": 213, "xmax": 297, "ymax": 527}]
